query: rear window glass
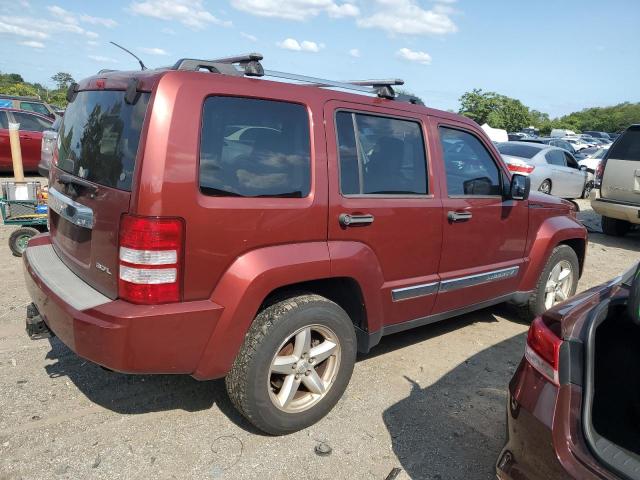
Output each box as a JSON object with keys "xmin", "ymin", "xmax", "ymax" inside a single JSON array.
[
  {"xmin": 199, "ymin": 97, "xmax": 311, "ymax": 198},
  {"xmin": 496, "ymin": 143, "xmax": 540, "ymax": 159},
  {"xmin": 57, "ymin": 90, "xmax": 150, "ymax": 191},
  {"xmin": 608, "ymin": 127, "xmax": 640, "ymax": 161}
]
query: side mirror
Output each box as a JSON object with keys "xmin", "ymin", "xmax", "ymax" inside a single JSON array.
[
  {"xmin": 580, "ymin": 165, "xmax": 588, "ymax": 171},
  {"xmin": 508, "ymin": 174, "xmax": 530, "ymax": 201}
]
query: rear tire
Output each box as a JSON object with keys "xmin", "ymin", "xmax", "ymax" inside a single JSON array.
[
  {"xmin": 582, "ymin": 181, "xmax": 594, "ymax": 199},
  {"xmin": 539, "ymin": 179, "xmax": 552, "ymax": 195},
  {"xmin": 601, "ymin": 216, "xmax": 631, "ymax": 237},
  {"xmin": 518, "ymin": 245, "xmax": 579, "ymax": 321},
  {"xmin": 9, "ymin": 227, "xmax": 39, "ymax": 257},
  {"xmin": 225, "ymin": 294, "xmax": 357, "ymax": 435}
]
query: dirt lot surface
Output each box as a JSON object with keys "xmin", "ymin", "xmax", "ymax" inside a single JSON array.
[{"xmin": 1, "ymin": 178, "xmax": 638, "ymax": 480}]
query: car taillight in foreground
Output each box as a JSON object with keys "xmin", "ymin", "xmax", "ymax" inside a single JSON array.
[
  {"xmin": 118, "ymin": 215, "xmax": 184, "ymax": 304},
  {"xmin": 525, "ymin": 317, "xmax": 563, "ymax": 385},
  {"xmin": 506, "ymin": 162, "xmax": 535, "ymax": 175}
]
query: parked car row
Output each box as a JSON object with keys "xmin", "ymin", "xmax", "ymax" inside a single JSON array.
[{"xmin": 0, "ymin": 108, "xmax": 54, "ymax": 172}]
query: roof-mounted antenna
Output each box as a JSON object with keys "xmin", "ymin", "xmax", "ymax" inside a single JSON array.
[{"xmin": 110, "ymin": 41, "xmax": 147, "ymax": 70}]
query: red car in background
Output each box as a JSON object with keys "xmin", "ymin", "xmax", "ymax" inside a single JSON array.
[{"xmin": 0, "ymin": 108, "xmax": 53, "ymax": 173}]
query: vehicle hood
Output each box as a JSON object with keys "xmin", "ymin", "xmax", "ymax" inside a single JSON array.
[{"xmin": 528, "ymin": 191, "xmax": 574, "ymax": 211}]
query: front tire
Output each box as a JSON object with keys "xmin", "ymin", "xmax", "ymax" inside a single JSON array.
[
  {"xmin": 519, "ymin": 245, "xmax": 579, "ymax": 321},
  {"xmin": 225, "ymin": 294, "xmax": 357, "ymax": 435},
  {"xmin": 601, "ymin": 216, "xmax": 631, "ymax": 237}
]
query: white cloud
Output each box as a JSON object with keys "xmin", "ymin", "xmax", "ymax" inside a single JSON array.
[
  {"xmin": 397, "ymin": 47, "xmax": 432, "ymax": 64},
  {"xmin": 358, "ymin": 0, "xmax": 457, "ymax": 36},
  {"xmin": 349, "ymin": 48, "xmax": 360, "ymax": 57},
  {"xmin": 47, "ymin": 5, "xmax": 117, "ymax": 28},
  {"xmin": 0, "ymin": 15, "xmax": 100, "ymax": 40},
  {"xmin": 140, "ymin": 47, "xmax": 169, "ymax": 55},
  {"xmin": 20, "ymin": 40, "xmax": 44, "ymax": 48},
  {"xmin": 161, "ymin": 27, "xmax": 176, "ymax": 35},
  {"xmin": 129, "ymin": 0, "xmax": 231, "ymax": 30},
  {"xmin": 87, "ymin": 40, "xmax": 99, "ymax": 46},
  {"xmin": 88, "ymin": 55, "xmax": 118, "ymax": 63},
  {"xmin": 277, "ymin": 38, "xmax": 324, "ymax": 52},
  {"xmin": 231, "ymin": 0, "xmax": 359, "ymax": 21},
  {"xmin": 240, "ymin": 32, "xmax": 257, "ymax": 42}
]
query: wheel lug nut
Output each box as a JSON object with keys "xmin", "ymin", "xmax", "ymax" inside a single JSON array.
[
  {"xmin": 295, "ymin": 374, "xmax": 300, "ymax": 379},
  {"xmin": 310, "ymin": 358, "xmax": 315, "ymax": 364},
  {"xmin": 305, "ymin": 370, "xmax": 310, "ymax": 376}
]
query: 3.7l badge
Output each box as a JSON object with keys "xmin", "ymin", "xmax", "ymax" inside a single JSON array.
[{"xmin": 95, "ymin": 262, "xmax": 112, "ymax": 275}]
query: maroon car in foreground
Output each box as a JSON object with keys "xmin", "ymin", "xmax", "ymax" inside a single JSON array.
[{"xmin": 497, "ymin": 262, "xmax": 640, "ymax": 479}]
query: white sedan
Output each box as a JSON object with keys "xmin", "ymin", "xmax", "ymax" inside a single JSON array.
[{"xmin": 497, "ymin": 142, "xmax": 589, "ymax": 199}]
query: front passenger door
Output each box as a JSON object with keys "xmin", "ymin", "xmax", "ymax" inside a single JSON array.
[
  {"xmin": 432, "ymin": 122, "xmax": 528, "ymax": 314},
  {"xmin": 563, "ymin": 151, "xmax": 587, "ymax": 198}
]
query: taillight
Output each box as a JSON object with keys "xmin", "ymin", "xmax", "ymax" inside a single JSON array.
[
  {"xmin": 118, "ymin": 215, "xmax": 184, "ymax": 304},
  {"xmin": 594, "ymin": 159, "xmax": 607, "ymax": 188},
  {"xmin": 506, "ymin": 162, "xmax": 535, "ymax": 175},
  {"xmin": 525, "ymin": 316, "xmax": 563, "ymax": 385}
]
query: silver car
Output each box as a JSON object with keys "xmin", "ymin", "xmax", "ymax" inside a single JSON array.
[{"xmin": 497, "ymin": 142, "xmax": 588, "ymax": 199}]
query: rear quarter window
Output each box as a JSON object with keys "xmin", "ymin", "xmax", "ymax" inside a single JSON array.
[
  {"xmin": 199, "ymin": 97, "xmax": 311, "ymax": 198},
  {"xmin": 496, "ymin": 143, "xmax": 540, "ymax": 159},
  {"xmin": 608, "ymin": 127, "xmax": 640, "ymax": 161}
]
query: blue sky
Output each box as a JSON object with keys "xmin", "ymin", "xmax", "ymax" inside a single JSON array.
[{"xmin": 1, "ymin": 0, "xmax": 638, "ymax": 117}]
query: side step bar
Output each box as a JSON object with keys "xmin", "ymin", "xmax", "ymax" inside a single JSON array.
[{"xmin": 26, "ymin": 303, "xmax": 54, "ymax": 340}]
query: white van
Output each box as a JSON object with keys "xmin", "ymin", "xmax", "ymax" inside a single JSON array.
[{"xmin": 551, "ymin": 129, "xmax": 577, "ymax": 138}]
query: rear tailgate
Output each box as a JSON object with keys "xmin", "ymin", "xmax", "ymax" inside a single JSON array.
[
  {"xmin": 601, "ymin": 126, "xmax": 640, "ymax": 204},
  {"xmin": 48, "ymin": 89, "xmax": 150, "ymax": 299}
]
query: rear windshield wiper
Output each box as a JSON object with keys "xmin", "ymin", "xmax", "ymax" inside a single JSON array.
[{"xmin": 58, "ymin": 173, "xmax": 99, "ymax": 195}]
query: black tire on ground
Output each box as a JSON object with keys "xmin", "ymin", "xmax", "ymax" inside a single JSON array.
[
  {"xmin": 518, "ymin": 245, "xmax": 580, "ymax": 321},
  {"xmin": 601, "ymin": 216, "xmax": 631, "ymax": 237},
  {"xmin": 225, "ymin": 294, "xmax": 357, "ymax": 435},
  {"xmin": 539, "ymin": 179, "xmax": 552, "ymax": 195},
  {"xmin": 8, "ymin": 227, "xmax": 39, "ymax": 257}
]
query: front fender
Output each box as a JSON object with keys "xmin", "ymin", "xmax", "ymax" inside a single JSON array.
[{"xmin": 519, "ymin": 214, "xmax": 587, "ymax": 292}]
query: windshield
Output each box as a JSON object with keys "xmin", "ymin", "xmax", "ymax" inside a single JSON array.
[
  {"xmin": 57, "ymin": 90, "xmax": 150, "ymax": 191},
  {"xmin": 496, "ymin": 143, "xmax": 540, "ymax": 159}
]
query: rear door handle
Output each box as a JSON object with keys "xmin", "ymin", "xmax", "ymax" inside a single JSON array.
[
  {"xmin": 448, "ymin": 211, "xmax": 472, "ymax": 222},
  {"xmin": 339, "ymin": 213, "xmax": 374, "ymax": 227}
]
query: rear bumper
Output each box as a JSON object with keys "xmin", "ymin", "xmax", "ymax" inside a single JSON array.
[
  {"xmin": 23, "ymin": 234, "xmax": 223, "ymax": 375},
  {"xmin": 497, "ymin": 361, "xmax": 613, "ymax": 480},
  {"xmin": 590, "ymin": 190, "xmax": 640, "ymax": 224}
]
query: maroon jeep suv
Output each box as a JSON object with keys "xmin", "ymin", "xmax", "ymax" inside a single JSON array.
[{"xmin": 23, "ymin": 53, "xmax": 587, "ymax": 435}]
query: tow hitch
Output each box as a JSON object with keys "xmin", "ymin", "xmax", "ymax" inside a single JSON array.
[{"xmin": 26, "ymin": 303, "xmax": 53, "ymax": 340}]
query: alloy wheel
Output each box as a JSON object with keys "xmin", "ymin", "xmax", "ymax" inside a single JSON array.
[
  {"xmin": 268, "ymin": 324, "xmax": 341, "ymax": 413},
  {"xmin": 544, "ymin": 260, "xmax": 574, "ymax": 309}
]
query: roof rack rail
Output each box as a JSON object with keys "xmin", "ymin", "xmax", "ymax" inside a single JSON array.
[
  {"xmin": 173, "ymin": 52, "xmax": 264, "ymax": 77},
  {"xmin": 172, "ymin": 52, "xmax": 407, "ymax": 100}
]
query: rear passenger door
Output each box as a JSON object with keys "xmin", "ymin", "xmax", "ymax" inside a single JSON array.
[
  {"xmin": 325, "ymin": 101, "xmax": 443, "ymax": 327},
  {"xmin": 431, "ymin": 120, "xmax": 528, "ymax": 314},
  {"xmin": 544, "ymin": 149, "xmax": 570, "ymax": 197}
]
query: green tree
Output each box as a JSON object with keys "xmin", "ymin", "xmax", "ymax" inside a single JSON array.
[
  {"xmin": 51, "ymin": 72, "xmax": 75, "ymax": 90},
  {"xmin": 458, "ymin": 89, "xmax": 532, "ymax": 132}
]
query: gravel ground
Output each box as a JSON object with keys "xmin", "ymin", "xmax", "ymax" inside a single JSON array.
[{"xmin": 1, "ymin": 178, "xmax": 638, "ymax": 480}]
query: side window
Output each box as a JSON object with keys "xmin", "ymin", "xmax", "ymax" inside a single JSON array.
[
  {"xmin": 335, "ymin": 111, "xmax": 427, "ymax": 195},
  {"xmin": 0, "ymin": 111, "xmax": 7, "ymax": 129},
  {"xmin": 20, "ymin": 102, "xmax": 49, "ymax": 116},
  {"xmin": 439, "ymin": 127, "xmax": 502, "ymax": 196},
  {"xmin": 199, "ymin": 97, "xmax": 311, "ymax": 198},
  {"xmin": 545, "ymin": 150, "xmax": 566, "ymax": 166},
  {"xmin": 564, "ymin": 152, "xmax": 579, "ymax": 169},
  {"xmin": 11, "ymin": 112, "xmax": 51, "ymax": 132}
]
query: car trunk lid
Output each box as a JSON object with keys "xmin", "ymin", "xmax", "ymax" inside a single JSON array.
[{"xmin": 48, "ymin": 89, "xmax": 150, "ymax": 299}]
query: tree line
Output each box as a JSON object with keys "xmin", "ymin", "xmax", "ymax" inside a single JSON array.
[
  {"xmin": 0, "ymin": 71, "xmax": 75, "ymax": 108},
  {"xmin": 458, "ymin": 88, "xmax": 639, "ymax": 134}
]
